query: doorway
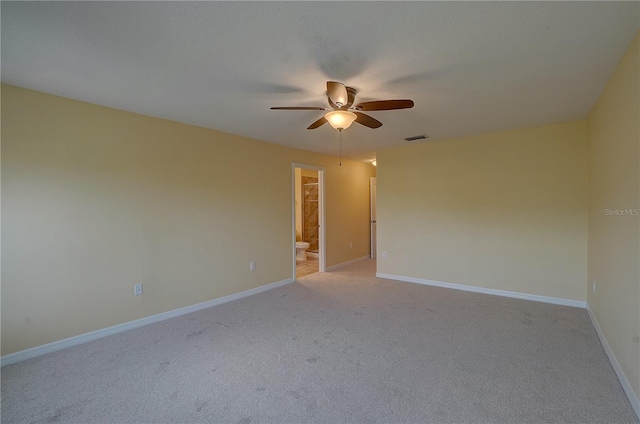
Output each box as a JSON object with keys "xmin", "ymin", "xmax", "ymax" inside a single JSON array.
[{"xmin": 292, "ymin": 164, "xmax": 326, "ymax": 279}]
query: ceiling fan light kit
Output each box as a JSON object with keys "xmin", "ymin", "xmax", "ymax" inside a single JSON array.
[
  {"xmin": 271, "ymin": 81, "xmax": 414, "ymax": 131},
  {"xmin": 325, "ymin": 110, "xmax": 357, "ymax": 130}
]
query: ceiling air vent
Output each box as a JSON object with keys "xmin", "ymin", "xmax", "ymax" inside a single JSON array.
[{"xmin": 404, "ymin": 134, "xmax": 429, "ymax": 142}]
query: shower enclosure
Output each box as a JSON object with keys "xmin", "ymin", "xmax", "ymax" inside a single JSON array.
[{"xmin": 301, "ymin": 177, "xmax": 319, "ymax": 253}]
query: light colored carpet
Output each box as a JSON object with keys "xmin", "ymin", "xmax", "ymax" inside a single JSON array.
[{"xmin": 2, "ymin": 259, "xmax": 637, "ymax": 423}]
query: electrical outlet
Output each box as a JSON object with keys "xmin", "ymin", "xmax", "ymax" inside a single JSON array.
[
  {"xmin": 250, "ymin": 261, "xmax": 256, "ymax": 271},
  {"xmin": 593, "ymin": 281, "xmax": 596, "ymax": 293},
  {"xmin": 382, "ymin": 251, "xmax": 388, "ymax": 259},
  {"xmin": 134, "ymin": 284, "xmax": 143, "ymax": 296},
  {"xmin": 349, "ymin": 242, "xmax": 353, "ymax": 249}
]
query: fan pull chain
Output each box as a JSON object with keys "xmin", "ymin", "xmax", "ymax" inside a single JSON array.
[{"xmin": 339, "ymin": 129, "xmax": 343, "ymax": 167}]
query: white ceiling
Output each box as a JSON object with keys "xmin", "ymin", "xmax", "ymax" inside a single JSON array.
[{"xmin": 2, "ymin": 2, "xmax": 638, "ymax": 162}]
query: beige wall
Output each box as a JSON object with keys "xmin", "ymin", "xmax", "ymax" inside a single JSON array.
[
  {"xmin": 377, "ymin": 121, "xmax": 588, "ymax": 301},
  {"xmin": 1, "ymin": 84, "xmax": 376, "ymax": 355},
  {"xmin": 587, "ymin": 32, "xmax": 639, "ymax": 400}
]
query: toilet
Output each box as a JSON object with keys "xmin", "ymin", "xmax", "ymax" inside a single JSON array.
[{"xmin": 295, "ymin": 241, "xmax": 310, "ymax": 261}]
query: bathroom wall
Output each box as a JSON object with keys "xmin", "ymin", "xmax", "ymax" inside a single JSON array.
[
  {"xmin": 294, "ymin": 168, "xmax": 318, "ymax": 242},
  {"xmin": 1, "ymin": 84, "xmax": 377, "ymax": 355},
  {"xmin": 301, "ymin": 174, "xmax": 319, "ymax": 251},
  {"xmin": 294, "ymin": 168, "xmax": 302, "ymax": 241}
]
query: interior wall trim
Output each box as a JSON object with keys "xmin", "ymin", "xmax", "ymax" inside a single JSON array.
[
  {"xmin": 1, "ymin": 277, "xmax": 295, "ymax": 367},
  {"xmin": 375, "ymin": 273, "xmax": 587, "ymax": 308},
  {"xmin": 587, "ymin": 305, "xmax": 640, "ymax": 419},
  {"xmin": 326, "ymin": 255, "xmax": 371, "ymax": 272},
  {"xmin": 291, "ymin": 163, "xmax": 326, "ymax": 276}
]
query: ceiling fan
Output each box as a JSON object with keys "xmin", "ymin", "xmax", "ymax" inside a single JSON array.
[{"xmin": 271, "ymin": 81, "xmax": 414, "ymax": 130}]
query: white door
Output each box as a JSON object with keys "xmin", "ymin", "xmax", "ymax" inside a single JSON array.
[{"xmin": 370, "ymin": 177, "xmax": 377, "ymax": 258}]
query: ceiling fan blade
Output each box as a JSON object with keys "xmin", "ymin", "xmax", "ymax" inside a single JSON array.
[
  {"xmin": 327, "ymin": 81, "xmax": 348, "ymax": 107},
  {"xmin": 270, "ymin": 106, "xmax": 327, "ymax": 110},
  {"xmin": 307, "ymin": 117, "xmax": 328, "ymax": 130},
  {"xmin": 354, "ymin": 112, "xmax": 383, "ymax": 129},
  {"xmin": 354, "ymin": 100, "xmax": 414, "ymax": 111}
]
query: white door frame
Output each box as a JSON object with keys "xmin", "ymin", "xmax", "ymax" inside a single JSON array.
[
  {"xmin": 370, "ymin": 176, "xmax": 377, "ymax": 259},
  {"xmin": 292, "ymin": 163, "xmax": 326, "ymax": 278}
]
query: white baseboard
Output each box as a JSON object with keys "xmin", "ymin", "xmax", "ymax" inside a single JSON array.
[
  {"xmin": 376, "ymin": 272, "xmax": 586, "ymax": 308},
  {"xmin": 326, "ymin": 255, "xmax": 371, "ymax": 272},
  {"xmin": 587, "ymin": 305, "xmax": 640, "ymax": 419},
  {"xmin": 377, "ymin": 272, "xmax": 638, "ymax": 418},
  {"xmin": 1, "ymin": 277, "xmax": 294, "ymax": 367}
]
